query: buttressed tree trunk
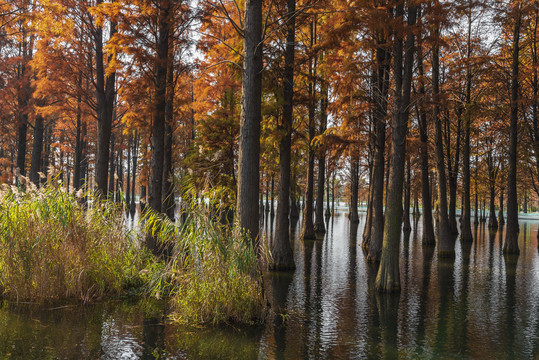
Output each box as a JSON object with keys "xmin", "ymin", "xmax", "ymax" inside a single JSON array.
[
  {"xmin": 504, "ymin": 5, "xmax": 521, "ymax": 255},
  {"xmin": 375, "ymin": 3, "xmax": 417, "ymax": 293},
  {"xmin": 350, "ymin": 155, "xmax": 360, "ymax": 224},
  {"xmin": 487, "ymin": 149, "xmax": 498, "ymax": 230},
  {"xmin": 271, "ymin": 0, "xmax": 296, "ymax": 270},
  {"xmin": 237, "ymin": 0, "xmax": 263, "ymax": 246}
]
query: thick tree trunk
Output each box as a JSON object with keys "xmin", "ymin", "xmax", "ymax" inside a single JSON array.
[
  {"xmin": 375, "ymin": 4, "xmax": 417, "ymax": 292},
  {"xmin": 505, "ymin": 7, "xmax": 521, "ymax": 254},
  {"xmin": 432, "ymin": 15, "xmax": 454, "ymax": 258},
  {"xmin": 94, "ymin": 7, "xmax": 116, "ymax": 197},
  {"xmin": 271, "ymin": 0, "xmax": 296, "ymax": 270},
  {"xmin": 367, "ymin": 40, "xmax": 391, "ymax": 260},
  {"xmin": 147, "ymin": 1, "xmax": 171, "ymax": 254},
  {"xmin": 314, "ymin": 83, "xmax": 328, "ymax": 233},
  {"xmin": 416, "ymin": 17, "xmax": 435, "ymax": 245},
  {"xmin": 237, "ymin": 0, "xmax": 263, "ymax": 245},
  {"xmin": 29, "ymin": 115, "xmax": 44, "ymax": 186}
]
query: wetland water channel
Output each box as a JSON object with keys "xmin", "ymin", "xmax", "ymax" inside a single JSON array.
[{"xmin": 1, "ymin": 211, "xmax": 538, "ymax": 359}]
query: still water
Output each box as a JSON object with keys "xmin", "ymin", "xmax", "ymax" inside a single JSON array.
[{"xmin": 1, "ymin": 212, "xmax": 538, "ymax": 359}]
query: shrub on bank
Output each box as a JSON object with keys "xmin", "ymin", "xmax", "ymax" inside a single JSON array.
[{"xmin": 0, "ymin": 183, "xmax": 145, "ymax": 302}]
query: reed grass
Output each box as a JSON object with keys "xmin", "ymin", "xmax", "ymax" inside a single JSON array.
[
  {"xmin": 144, "ymin": 201, "xmax": 266, "ymax": 325},
  {"xmin": 0, "ymin": 182, "xmax": 146, "ymax": 303}
]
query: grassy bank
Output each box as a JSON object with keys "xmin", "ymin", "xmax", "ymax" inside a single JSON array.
[
  {"xmin": 144, "ymin": 203, "xmax": 266, "ymax": 325},
  {"xmin": 0, "ymin": 182, "xmax": 265, "ymax": 325}
]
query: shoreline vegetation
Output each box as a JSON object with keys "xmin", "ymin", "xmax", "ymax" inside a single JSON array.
[{"xmin": 0, "ymin": 179, "xmax": 266, "ymax": 326}]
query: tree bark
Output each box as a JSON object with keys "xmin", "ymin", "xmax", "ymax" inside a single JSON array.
[
  {"xmin": 314, "ymin": 82, "xmax": 328, "ymax": 233},
  {"xmin": 271, "ymin": 0, "xmax": 296, "ymax": 270},
  {"xmin": 163, "ymin": 47, "xmax": 175, "ymax": 221},
  {"xmin": 350, "ymin": 156, "xmax": 359, "ymax": 223},
  {"xmin": 237, "ymin": 0, "xmax": 263, "ymax": 245},
  {"xmin": 147, "ymin": 1, "xmax": 171, "ymax": 254},
  {"xmin": 375, "ymin": 3, "xmax": 417, "ymax": 292},
  {"xmin": 367, "ymin": 34, "xmax": 391, "ymax": 260},
  {"xmin": 403, "ymin": 157, "xmax": 411, "ymax": 232},
  {"xmin": 29, "ymin": 115, "xmax": 44, "ymax": 186},
  {"xmin": 94, "ymin": 4, "xmax": 116, "ymax": 197},
  {"xmin": 505, "ymin": 5, "xmax": 521, "ymax": 255},
  {"xmin": 487, "ymin": 150, "xmax": 498, "ymax": 230},
  {"xmin": 416, "ymin": 20, "xmax": 435, "ymax": 245},
  {"xmin": 301, "ymin": 18, "xmax": 317, "ymax": 240},
  {"xmin": 432, "ymin": 10, "xmax": 454, "ymax": 258}
]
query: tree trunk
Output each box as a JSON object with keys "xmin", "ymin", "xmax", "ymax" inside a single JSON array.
[
  {"xmin": 416, "ymin": 12, "xmax": 435, "ymax": 245},
  {"xmin": 29, "ymin": 115, "xmax": 44, "ymax": 186},
  {"xmin": 314, "ymin": 82, "xmax": 328, "ymax": 233},
  {"xmin": 237, "ymin": 0, "xmax": 263, "ymax": 245},
  {"xmin": 499, "ymin": 187, "xmax": 505, "ymax": 226},
  {"xmin": 147, "ymin": 1, "xmax": 171, "ymax": 254},
  {"xmin": 350, "ymin": 156, "xmax": 360, "ymax": 223},
  {"xmin": 403, "ymin": 157, "xmax": 411, "ymax": 232},
  {"xmin": 448, "ymin": 108, "xmax": 462, "ymax": 234},
  {"xmin": 487, "ymin": 150, "xmax": 498, "ymax": 230},
  {"xmin": 432, "ymin": 12, "xmax": 454, "ymax": 258},
  {"xmin": 126, "ymin": 135, "xmax": 131, "ymax": 206},
  {"xmin": 301, "ymin": 18, "xmax": 317, "ymax": 240},
  {"xmin": 375, "ymin": 4, "xmax": 417, "ymax": 292},
  {"xmin": 271, "ymin": 0, "xmax": 296, "ymax": 270},
  {"xmin": 131, "ymin": 133, "xmax": 139, "ymax": 212},
  {"xmin": 367, "ymin": 36, "xmax": 391, "ymax": 260},
  {"xmin": 505, "ymin": 6, "xmax": 521, "ymax": 254},
  {"xmin": 163, "ymin": 49, "xmax": 175, "ymax": 221},
  {"xmin": 94, "ymin": 5, "xmax": 116, "ymax": 197},
  {"xmin": 108, "ymin": 133, "xmax": 116, "ymax": 199}
]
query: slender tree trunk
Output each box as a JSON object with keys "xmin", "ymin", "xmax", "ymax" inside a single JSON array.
[
  {"xmin": 29, "ymin": 115, "xmax": 44, "ymax": 186},
  {"xmin": 460, "ymin": 1, "xmax": 474, "ymax": 242},
  {"xmin": 271, "ymin": 0, "xmax": 296, "ymax": 269},
  {"xmin": 505, "ymin": 6, "xmax": 521, "ymax": 254},
  {"xmin": 350, "ymin": 156, "xmax": 359, "ymax": 223},
  {"xmin": 131, "ymin": 133, "xmax": 139, "ymax": 212},
  {"xmin": 163, "ymin": 47, "xmax": 175, "ymax": 221},
  {"xmin": 499, "ymin": 186, "xmax": 505, "ymax": 226},
  {"xmin": 108, "ymin": 133, "xmax": 116, "ymax": 199},
  {"xmin": 314, "ymin": 82, "xmax": 328, "ymax": 233},
  {"xmin": 403, "ymin": 157, "xmax": 411, "ymax": 231},
  {"xmin": 375, "ymin": 4, "xmax": 417, "ymax": 292},
  {"xmin": 448, "ymin": 108, "xmax": 462, "ymax": 234},
  {"xmin": 126, "ymin": 135, "xmax": 131, "ymax": 206},
  {"xmin": 487, "ymin": 150, "xmax": 498, "ymax": 230},
  {"xmin": 301, "ymin": 18, "xmax": 317, "ymax": 240}
]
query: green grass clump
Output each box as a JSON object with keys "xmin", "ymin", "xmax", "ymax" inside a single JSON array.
[
  {"xmin": 0, "ymin": 182, "xmax": 146, "ymax": 302},
  {"xmin": 145, "ymin": 202, "xmax": 266, "ymax": 325}
]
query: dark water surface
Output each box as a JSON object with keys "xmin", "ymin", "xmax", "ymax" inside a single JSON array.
[{"xmin": 1, "ymin": 212, "xmax": 538, "ymax": 359}]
